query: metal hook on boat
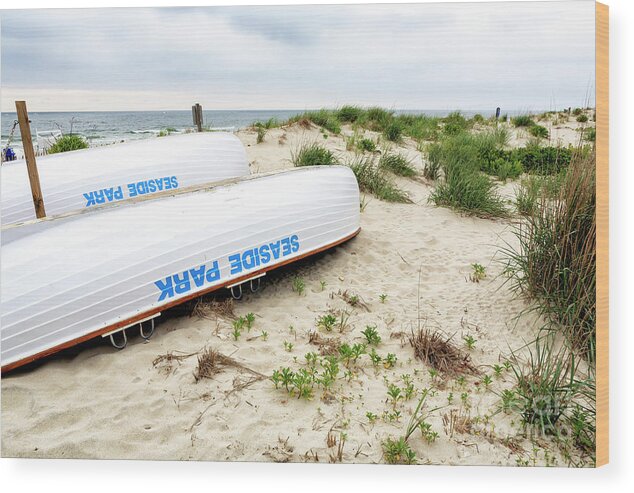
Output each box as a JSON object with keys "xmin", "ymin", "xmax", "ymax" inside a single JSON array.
[
  {"xmin": 230, "ymin": 284, "xmax": 243, "ymax": 300},
  {"xmin": 250, "ymin": 277, "xmax": 261, "ymax": 293},
  {"xmin": 139, "ymin": 318, "xmax": 155, "ymax": 340},
  {"xmin": 109, "ymin": 329, "xmax": 127, "ymax": 350}
]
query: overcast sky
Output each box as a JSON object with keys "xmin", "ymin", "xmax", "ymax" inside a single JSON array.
[{"xmin": 0, "ymin": 1, "xmax": 596, "ymax": 112}]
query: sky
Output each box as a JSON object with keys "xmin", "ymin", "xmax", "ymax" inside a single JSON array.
[{"xmin": 0, "ymin": 1, "xmax": 596, "ymax": 112}]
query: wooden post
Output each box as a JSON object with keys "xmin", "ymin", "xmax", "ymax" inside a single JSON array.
[
  {"xmin": 192, "ymin": 103, "xmax": 203, "ymax": 132},
  {"xmin": 15, "ymin": 100, "xmax": 46, "ymax": 218}
]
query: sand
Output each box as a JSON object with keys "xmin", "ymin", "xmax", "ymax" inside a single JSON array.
[{"xmin": 1, "ymin": 113, "xmax": 594, "ymax": 466}]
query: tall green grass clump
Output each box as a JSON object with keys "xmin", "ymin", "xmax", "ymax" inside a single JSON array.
[
  {"xmin": 512, "ymin": 115, "xmax": 535, "ymax": 127},
  {"xmin": 529, "ymin": 125, "xmax": 549, "ymax": 139},
  {"xmin": 292, "ymin": 142, "xmax": 339, "ymax": 167},
  {"xmin": 503, "ymin": 151, "xmax": 596, "ymax": 360},
  {"xmin": 442, "ymin": 111, "xmax": 471, "ymax": 135},
  {"xmin": 48, "ymin": 134, "xmax": 89, "ymax": 154},
  {"xmin": 429, "ymin": 134, "xmax": 508, "ymax": 217},
  {"xmin": 337, "ymin": 105, "xmax": 364, "ymax": 123},
  {"xmin": 379, "ymin": 153, "xmax": 417, "ymax": 177},
  {"xmin": 348, "ymin": 157, "xmax": 411, "ymax": 203},
  {"xmin": 383, "ymin": 121, "xmax": 403, "ymax": 142},
  {"xmin": 299, "ymin": 109, "xmax": 341, "ymax": 134}
]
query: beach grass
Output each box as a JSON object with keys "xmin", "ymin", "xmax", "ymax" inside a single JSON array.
[
  {"xmin": 379, "ymin": 152, "xmax": 417, "ymax": 177},
  {"xmin": 503, "ymin": 149, "xmax": 596, "ymax": 361},
  {"xmin": 292, "ymin": 142, "xmax": 339, "ymax": 167},
  {"xmin": 48, "ymin": 134, "xmax": 89, "ymax": 154},
  {"xmin": 347, "ymin": 156, "xmax": 411, "ymax": 203}
]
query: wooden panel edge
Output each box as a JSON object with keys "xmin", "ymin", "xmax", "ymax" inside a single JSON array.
[{"xmin": 595, "ymin": 0, "xmax": 609, "ymax": 468}]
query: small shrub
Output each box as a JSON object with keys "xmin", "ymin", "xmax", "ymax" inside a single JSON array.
[
  {"xmin": 348, "ymin": 157, "xmax": 411, "ymax": 203},
  {"xmin": 584, "ymin": 127, "xmax": 596, "ymax": 142},
  {"xmin": 48, "ymin": 134, "xmax": 89, "ymax": 154},
  {"xmin": 382, "ymin": 437, "xmax": 417, "ymax": 464},
  {"xmin": 512, "ymin": 115, "xmax": 534, "ymax": 127},
  {"xmin": 383, "ymin": 121, "xmax": 403, "ymax": 142},
  {"xmin": 529, "ymin": 125, "xmax": 549, "ymax": 139},
  {"xmin": 357, "ymin": 138, "xmax": 376, "ymax": 152},
  {"xmin": 302, "ymin": 109, "xmax": 341, "ymax": 134},
  {"xmin": 379, "ymin": 153, "xmax": 417, "ymax": 177},
  {"xmin": 576, "ymin": 114, "xmax": 589, "ymax": 123},
  {"xmin": 337, "ymin": 105, "xmax": 364, "ymax": 123},
  {"xmin": 292, "ymin": 142, "xmax": 338, "ymax": 167},
  {"xmin": 256, "ymin": 126, "xmax": 266, "ymax": 144},
  {"xmin": 572, "ymin": 108, "xmax": 583, "ymax": 116}
]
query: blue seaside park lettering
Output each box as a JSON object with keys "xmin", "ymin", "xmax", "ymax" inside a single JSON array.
[
  {"xmin": 127, "ymin": 176, "xmax": 179, "ymax": 198},
  {"xmin": 228, "ymin": 234, "xmax": 300, "ymax": 275},
  {"xmin": 155, "ymin": 261, "xmax": 221, "ymax": 301},
  {"xmin": 153, "ymin": 235, "xmax": 301, "ymax": 302},
  {"xmin": 83, "ymin": 175, "xmax": 179, "ymax": 207},
  {"xmin": 83, "ymin": 186, "xmax": 124, "ymax": 207}
]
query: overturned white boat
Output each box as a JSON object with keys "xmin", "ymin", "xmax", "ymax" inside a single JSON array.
[
  {"xmin": 0, "ymin": 166, "xmax": 360, "ymax": 371},
  {"xmin": 0, "ymin": 132, "xmax": 249, "ymax": 226}
]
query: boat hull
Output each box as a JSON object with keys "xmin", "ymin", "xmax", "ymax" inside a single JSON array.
[
  {"xmin": 1, "ymin": 132, "xmax": 249, "ymax": 226},
  {"xmin": 0, "ymin": 166, "xmax": 360, "ymax": 371}
]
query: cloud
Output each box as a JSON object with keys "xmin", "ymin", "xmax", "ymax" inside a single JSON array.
[{"xmin": 0, "ymin": 1, "xmax": 596, "ymax": 111}]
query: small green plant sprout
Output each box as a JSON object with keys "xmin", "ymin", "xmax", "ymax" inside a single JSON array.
[
  {"xmin": 456, "ymin": 375, "xmax": 467, "ymax": 387},
  {"xmin": 319, "ymin": 280, "xmax": 327, "ymax": 292},
  {"xmin": 336, "ymin": 309, "xmax": 352, "ymax": 333},
  {"xmin": 404, "ymin": 391, "xmax": 441, "ymax": 445},
  {"xmin": 492, "ymin": 364, "xmax": 504, "ymax": 378},
  {"xmin": 260, "ymin": 330, "xmax": 269, "ymax": 341},
  {"xmin": 379, "ymin": 293, "xmax": 388, "ymax": 303},
  {"xmin": 361, "ymin": 325, "xmax": 382, "ymax": 346},
  {"xmin": 447, "ymin": 392, "xmax": 454, "ymax": 405},
  {"xmin": 278, "ymin": 367, "xmax": 294, "ymax": 392},
  {"xmin": 292, "ymin": 277, "xmax": 305, "ymax": 296},
  {"xmin": 305, "ymin": 351, "xmax": 318, "ymax": 367},
  {"xmin": 369, "ymin": 348, "xmax": 382, "ymax": 367},
  {"xmin": 244, "ymin": 312, "xmax": 255, "ymax": 331},
  {"xmin": 428, "ymin": 368, "xmax": 440, "ymax": 381},
  {"xmin": 293, "ymin": 368, "xmax": 316, "ymax": 399},
  {"xmin": 460, "ymin": 392, "xmax": 472, "ymax": 411},
  {"xmin": 401, "ymin": 375, "xmax": 416, "ymax": 400},
  {"xmin": 482, "ymin": 374, "xmax": 493, "ymax": 388},
  {"xmin": 318, "ymin": 355, "xmax": 340, "ymax": 389},
  {"xmin": 232, "ymin": 318, "xmax": 244, "ymax": 341},
  {"xmin": 283, "ymin": 341, "xmax": 294, "ymax": 352},
  {"xmin": 470, "ymin": 263, "xmax": 486, "ymax": 283},
  {"xmin": 271, "ymin": 370, "xmax": 283, "ymax": 389},
  {"xmin": 366, "ymin": 411, "xmax": 379, "ymax": 424},
  {"xmin": 383, "ymin": 353, "xmax": 397, "ymax": 369},
  {"xmin": 382, "ymin": 437, "xmax": 417, "ymax": 465},
  {"xmin": 316, "ymin": 313, "xmax": 337, "ymax": 332},
  {"xmin": 463, "ymin": 334, "xmax": 477, "ymax": 350},
  {"xmin": 387, "ymin": 383, "xmax": 403, "ymax": 408},
  {"xmin": 339, "ymin": 343, "xmax": 366, "ymax": 367},
  {"xmin": 500, "ymin": 389, "xmax": 516, "ymax": 414}
]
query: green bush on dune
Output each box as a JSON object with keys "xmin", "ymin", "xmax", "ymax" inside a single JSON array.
[
  {"xmin": 348, "ymin": 156, "xmax": 411, "ymax": 203},
  {"xmin": 428, "ymin": 133, "xmax": 508, "ymax": 217},
  {"xmin": 47, "ymin": 134, "xmax": 89, "ymax": 154},
  {"xmin": 292, "ymin": 142, "xmax": 339, "ymax": 167}
]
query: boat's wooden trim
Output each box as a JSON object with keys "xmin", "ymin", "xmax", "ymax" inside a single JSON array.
[{"xmin": 0, "ymin": 227, "xmax": 361, "ymax": 373}]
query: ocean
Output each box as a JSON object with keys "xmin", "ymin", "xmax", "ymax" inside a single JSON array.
[{"xmin": 1, "ymin": 108, "xmax": 503, "ymax": 158}]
